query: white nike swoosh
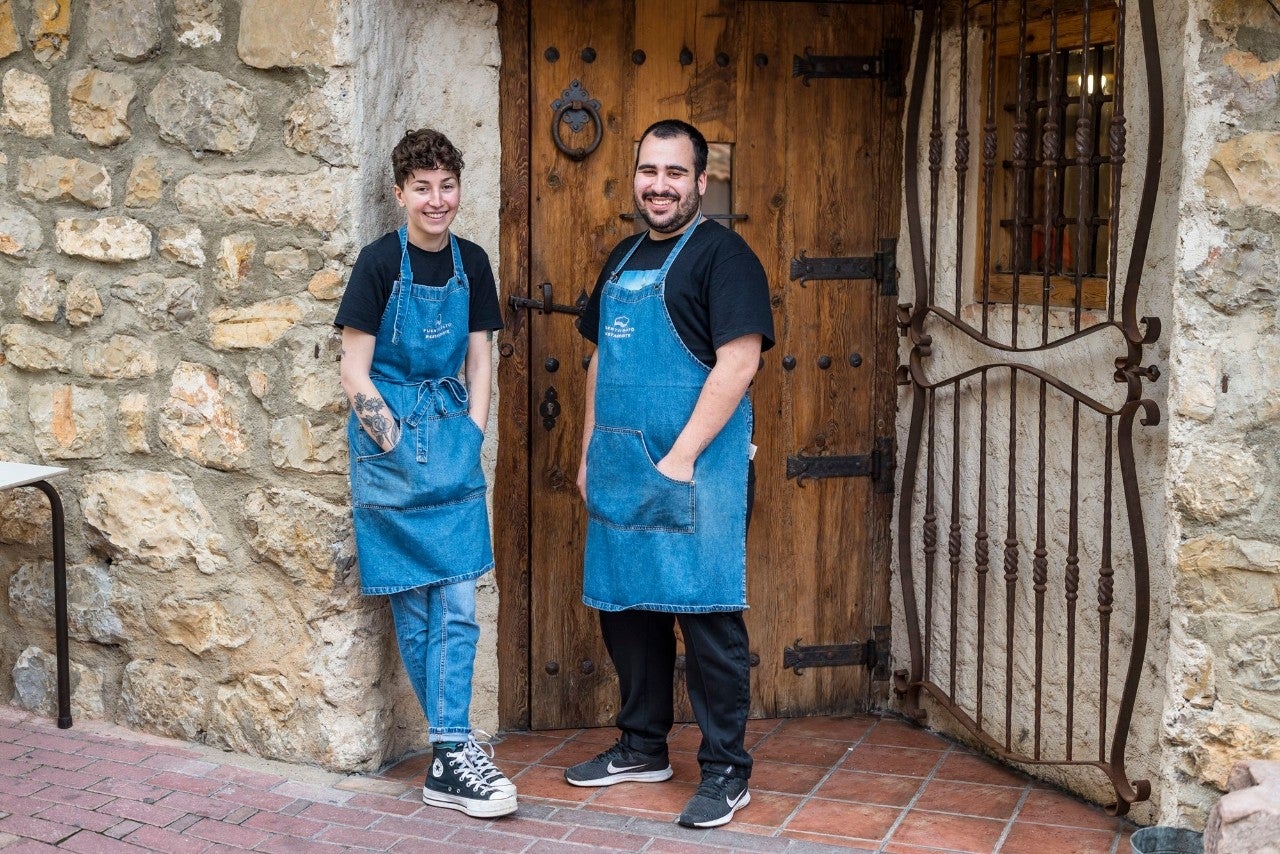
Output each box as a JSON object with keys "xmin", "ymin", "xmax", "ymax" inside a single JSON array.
[
  {"xmin": 726, "ymin": 790, "xmax": 748, "ymax": 808},
  {"xmin": 607, "ymin": 761, "xmax": 647, "ymax": 773}
]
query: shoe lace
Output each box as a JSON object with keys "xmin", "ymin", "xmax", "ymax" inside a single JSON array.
[
  {"xmin": 464, "ymin": 731, "xmax": 504, "ymax": 779},
  {"xmin": 445, "ymin": 744, "xmax": 493, "ymax": 791},
  {"xmin": 694, "ymin": 773, "xmax": 735, "ymax": 800}
]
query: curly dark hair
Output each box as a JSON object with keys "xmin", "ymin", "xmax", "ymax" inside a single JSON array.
[{"xmin": 391, "ymin": 129, "xmax": 465, "ymax": 187}]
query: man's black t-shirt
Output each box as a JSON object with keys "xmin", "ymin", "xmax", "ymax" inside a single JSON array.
[
  {"xmin": 334, "ymin": 231, "xmax": 504, "ymax": 335},
  {"xmin": 577, "ymin": 219, "xmax": 774, "ymax": 366}
]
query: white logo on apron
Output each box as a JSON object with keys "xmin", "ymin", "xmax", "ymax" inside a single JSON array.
[
  {"xmin": 604, "ymin": 316, "xmax": 634, "ymax": 340},
  {"xmin": 424, "ymin": 317, "xmax": 454, "ymax": 340}
]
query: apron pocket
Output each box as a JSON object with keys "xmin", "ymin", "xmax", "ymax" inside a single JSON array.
[
  {"xmin": 354, "ymin": 414, "xmax": 485, "ymax": 510},
  {"xmin": 586, "ymin": 426, "xmax": 695, "ymax": 533}
]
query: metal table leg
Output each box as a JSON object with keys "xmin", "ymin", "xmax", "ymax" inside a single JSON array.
[{"xmin": 31, "ymin": 479, "xmax": 72, "ymax": 729}]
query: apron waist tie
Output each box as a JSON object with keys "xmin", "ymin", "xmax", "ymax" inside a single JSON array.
[{"xmin": 404, "ymin": 376, "xmax": 469, "ymax": 428}]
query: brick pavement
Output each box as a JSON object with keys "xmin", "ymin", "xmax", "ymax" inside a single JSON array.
[{"xmin": 0, "ymin": 706, "xmax": 855, "ymax": 853}]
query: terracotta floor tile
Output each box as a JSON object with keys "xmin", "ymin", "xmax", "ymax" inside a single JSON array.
[
  {"xmin": 781, "ymin": 829, "xmax": 880, "ymax": 851},
  {"xmin": 589, "ymin": 779, "xmax": 697, "ymax": 815},
  {"xmin": 843, "ymin": 744, "xmax": 947, "ymax": 777},
  {"xmin": 571, "ymin": 727, "xmax": 620, "ymax": 745},
  {"xmin": 934, "ymin": 752, "xmax": 1030, "ymax": 788},
  {"xmin": 732, "ymin": 788, "xmax": 802, "ymax": 827},
  {"xmin": 750, "ymin": 734, "xmax": 855, "ymax": 767},
  {"xmin": 667, "ymin": 724, "xmax": 703, "ymax": 754},
  {"xmin": 747, "ymin": 759, "xmax": 830, "ymax": 795},
  {"xmin": 883, "ymin": 844, "xmax": 977, "ymax": 854},
  {"xmin": 746, "ymin": 718, "xmax": 781, "ymax": 734},
  {"xmin": 914, "ymin": 779, "xmax": 1026, "ymax": 819},
  {"xmin": 376, "ymin": 751, "xmax": 429, "ymax": 784},
  {"xmin": 1015, "ymin": 789, "xmax": 1120, "ymax": 832},
  {"xmin": 668, "ymin": 752, "xmax": 701, "ymax": 784},
  {"xmin": 491, "ymin": 732, "xmax": 564, "ymax": 764},
  {"xmin": 510, "ymin": 764, "xmax": 594, "ymax": 803},
  {"xmin": 787, "ymin": 798, "xmax": 901, "ymax": 840},
  {"xmin": 540, "ymin": 737, "xmax": 614, "ymax": 769},
  {"xmin": 998, "ymin": 820, "xmax": 1118, "ymax": 854},
  {"xmin": 865, "ymin": 720, "xmax": 951, "ymax": 750},
  {"xmin": 890, "ymin": 810, "xmax": 1006, "ymax": 853},
  {"xmin": 776, "ymin": 715, "xmax": 877, "ymax": 742},
  {"xmin": 815, "ymin": 769, "xmax": 925, "ymax": 807}
]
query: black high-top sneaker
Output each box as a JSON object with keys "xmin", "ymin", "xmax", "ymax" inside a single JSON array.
[
  {"xmin": 422, "ymin": 741, "xmax": 517, "ymax": 818},
  {"xmin": 464, "ymin": 731, "xmax": 516, "ymax": 798}
]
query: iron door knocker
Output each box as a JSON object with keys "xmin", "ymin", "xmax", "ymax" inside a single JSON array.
[{"xmin": 550, "ymin": 79, "xmax": 603, "ymax": 161}]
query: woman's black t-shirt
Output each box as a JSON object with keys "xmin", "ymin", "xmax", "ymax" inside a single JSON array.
[
  {"xmin": 335, "ymin": 231, "xmax": 503, "ymax": 335},
  {"xmin": 577, "ymin": 219, "xmax": 774, "ymax": 367}
]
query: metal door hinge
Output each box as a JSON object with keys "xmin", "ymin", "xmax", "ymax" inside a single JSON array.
[
  {"xmin": 789, "ymin": 238, "xmax": 898, "ymax": 296},
  {"xmin": 784, "ymin": 625, "xmax": 891, "ymax": 680},
  {"xmin": 793, "ymin": 39, "xmax": 904, "ymax": 97},
  {"xmin": 786, "ymin": 436, "xmax": 895, "ymax": 493}
]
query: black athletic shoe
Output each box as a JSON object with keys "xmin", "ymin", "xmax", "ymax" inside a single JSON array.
[
  {"xmin": 563, "ymin": 740, "xmax": 673, "ymax": 787},
  {"xmin": 677, "ymin": 772, "xmax": 751, "ymax": 828},
  {"xmin": 423, "ymin": 742, "xmax": 517, "ymax": 818}
]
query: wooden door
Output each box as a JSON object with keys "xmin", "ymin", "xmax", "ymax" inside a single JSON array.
[{"xmin": 497, "ymin": 0, "xmax": 910, "ymax": 730}]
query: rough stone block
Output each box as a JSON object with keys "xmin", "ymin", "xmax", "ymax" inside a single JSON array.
[
  {"xmin": 125, "ymin": 155, "xmax": 166, "ymax": 207},
  {"xmin": 13, "ymin": 646, "xmax": 104, "ymax": 719},
  {"xmin": 80, "ymin": 469, "xmax": 227, "ymax": 574},
  {"xmin": 113, "ymin": 273, "xmax": 201, "ymax": 330},
  {"xmin": 68, "ymin": 68, "xmax": 137, "ymax": 146},
  {"xmin": 56, "ymin": 216, "xmax": 152, "ymax": 262},
  {"xmin": 269, "ymin": 415, "xmax": 346, "ymax": 474},
  {"xmin": 82, "ymin": 334, "xmax": 159, "ymax": 379},
  {"xmin": 175, "ymin": 170, "xmax": 341, "ymax": 232},
  {"xmin": 145, "ymin": 65, "xmax": 257, "ymax": 155},
  {"xmin": 66, "ymin": 273, "xmax": 105, "ymax": 327},
  {"xmin": 1, "ymin": 323, "xmax": 72, "ymax": 372},
  {"xmin": 158, "ymin": 362, "xmax": 249, "ymax": 471},
  {"xmin": 158, "ymin": 224, "xmax": 206, "ymax": 267},
  {"xmin": 238, "ymin": 0, "xmax": 339, "ymax": 68},
  {"xmin": 1205, "ymin": 760, "xmax": 1280, "ymax": 854},
  {"xmin": 28, "ymin": 0, "xmax": 70, "ymax": 66},
  {"xmin": 89, "ymin": 0, "xmax": 162, "ymax": 61},
  {"xmin": 18, "ymin": 155, "xmax": 112, "ymax": 208},
  {"xmin": 119, "ymin": 659, "xmax": 206, "ymax": 740},
  {"xmin": 209, "ymin": 298, "xmax": 303, "ymax": 349},
  {"xmin": 0, "ymin": 201, "xmax": 44, "ymax": 257},
  {"xmin": 2, "ymin": 68, "xmax": 53, "ymax": 137},
  {"xmin": 175, "ymin": 0, "xmax": 222, "ymax": 48},
  {"xmin": 0, "ymin": 0, "xmax": 19, "ymax": 59},
  {"xmin": 29, "ymin": 383, "xmax": 112, "ymax": 460},
  {"xmin": 16, "ymin": 268, "xmax": 61, "ymax": 322}
]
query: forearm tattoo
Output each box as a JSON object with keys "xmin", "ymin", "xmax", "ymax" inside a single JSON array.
[{"xmin": 354, "ymin": 392, "xmax": 399, "ymax": 450}]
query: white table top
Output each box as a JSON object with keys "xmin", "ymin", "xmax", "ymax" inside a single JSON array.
[{"xmin": 0, "ymin": 461, "xmax": 70, "ymax": 491}]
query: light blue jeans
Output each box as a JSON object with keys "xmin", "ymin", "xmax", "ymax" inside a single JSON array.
[{"xmin": 388, "ymin": 580, "xmax": 478, "ymax": 742}]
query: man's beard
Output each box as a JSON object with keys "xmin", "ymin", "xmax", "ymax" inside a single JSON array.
[{"xmin": 635, "ymin": 188, "xmax": 701, "ymax": 234}]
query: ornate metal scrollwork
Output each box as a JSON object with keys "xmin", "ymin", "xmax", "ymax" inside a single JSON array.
[{"xmin": 550, "ymin": 79, "xmax": 603, "ymax": 162}]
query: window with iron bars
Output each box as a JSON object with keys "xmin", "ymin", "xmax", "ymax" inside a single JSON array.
[{"xmin": 977, "ymin": 7, "xmax": 1116, "ymax": 309}]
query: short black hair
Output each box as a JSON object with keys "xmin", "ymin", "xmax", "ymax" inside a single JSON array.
[
  {"xmin": 637, "ymin": 119, "xmax": 708, "ymax": 178},
  {"xmin": 391, "ymin": 128, "xmax": 464, "ymax": 187}
]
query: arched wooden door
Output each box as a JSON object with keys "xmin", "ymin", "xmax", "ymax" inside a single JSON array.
[{"xmin": 497, "ymin": 0, "xmax": 912, "ymax": 730}]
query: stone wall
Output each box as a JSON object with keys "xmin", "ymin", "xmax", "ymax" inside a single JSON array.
[
  {"xmin": 1159, "ymin": 0, "xmax": 1280, "ymax": 827},
  {"xmin": 0, "ymin": 0, "xmax": 503, "ymax": 773}
]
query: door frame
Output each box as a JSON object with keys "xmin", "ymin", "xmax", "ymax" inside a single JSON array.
[
  {"xmin": 493, "ymin": 0, "xmax": 909, "ymax": 731},
  {"xmin": 495, "ymin": 0, "xmax": 533, "ymax": 730}
]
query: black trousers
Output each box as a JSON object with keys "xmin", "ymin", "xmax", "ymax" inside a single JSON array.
[{"xmin": 599, "ymin": 608, "xmax": 752, "ymax": 779}]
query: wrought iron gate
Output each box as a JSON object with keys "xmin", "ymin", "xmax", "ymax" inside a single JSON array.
[{"xmin": 895, "ymin": 0, "xmax": 1163, "ymax": 815}]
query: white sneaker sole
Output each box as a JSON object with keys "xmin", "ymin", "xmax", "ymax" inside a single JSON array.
[
  {"xmin": 678, "ymin": 789, "xmax": 751, "ymax": 828},
  {"xmin": 564, "ymin": 766, "xmax": 674, "ymax": 787},
  {"xmin": 422, "ymin": 786, "xmax": 518, "ymax": 818}
]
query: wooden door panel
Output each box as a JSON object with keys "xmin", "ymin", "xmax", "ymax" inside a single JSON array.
[
  {"xmin": 528, "ymin": 0, "xmax": 632, "ymax": 729},
  {"xmin": 523, "ymin": 0, "xmax": 906, "ymax": 729}
]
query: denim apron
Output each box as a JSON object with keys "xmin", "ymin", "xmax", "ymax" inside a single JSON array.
[
  {"xmin": 347, "ymin": 226, "xmax": 493, "ymax": 595},
  {"xmin": 584, "ymin": 217, "xmax": 752, "ymax": 613}
]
